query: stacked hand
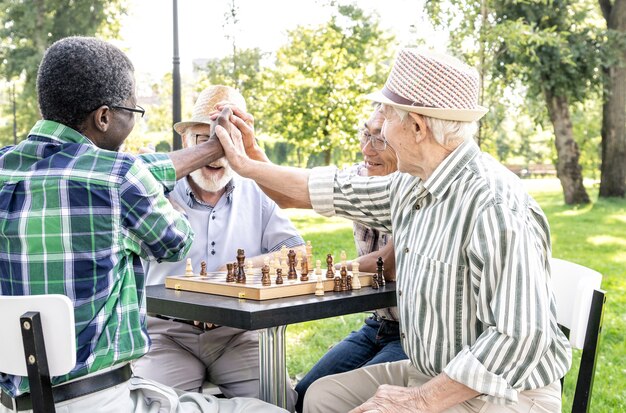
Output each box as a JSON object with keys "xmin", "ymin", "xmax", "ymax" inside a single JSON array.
[{"xmin": 349, "ymin": 385, "xmax": 430, "ymax": 413}]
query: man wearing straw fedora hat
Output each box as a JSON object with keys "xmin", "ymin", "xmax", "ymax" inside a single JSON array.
[
  {"xmin": 215, "ymin": 48, "xmax": 571, "ymax": 412},
  {"xmin": 134, "ymin": 85, "xmax": 302, "ymax": 411}
]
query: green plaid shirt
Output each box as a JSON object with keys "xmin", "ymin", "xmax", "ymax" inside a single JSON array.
[{"xmin": 0, "ymin": 120, "xmax": 194, "ymax": 397}]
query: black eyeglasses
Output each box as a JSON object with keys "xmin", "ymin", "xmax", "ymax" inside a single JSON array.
[
  {"xmin": 195, "ymin": 134, "xmax": 212, "ymax": 145},
  {"xmin": 111, "ymin": 104, "xmax": 145, "ymax": 118},
  {"xmin": 359, "ymin": 128, "xmax": 387, "ymax": 151}
]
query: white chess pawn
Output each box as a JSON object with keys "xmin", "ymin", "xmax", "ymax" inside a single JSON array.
[
  {"xmin": 185, "ymin": 258, "xmax": 194, "ymax": 276},
  {"xmin": 352, "ymin": 261, "xmax": 362, "ymax": 290},
  {"xmin": 315, "ymin": 273, "xmax": 325, "ymax": 296}
]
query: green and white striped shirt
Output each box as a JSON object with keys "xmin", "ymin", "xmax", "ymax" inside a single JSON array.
[{"xmin": 309, "ymin": 139, "xmax": 571, "ymax": 404}]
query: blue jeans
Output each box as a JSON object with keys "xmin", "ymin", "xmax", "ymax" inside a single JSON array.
[{"xmin": 294, "ymin": 316, "xmax": 408, "ymax": 412}]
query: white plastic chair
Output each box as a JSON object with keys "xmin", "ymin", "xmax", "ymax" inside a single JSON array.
[
  {"xmin": 550, "ymin": 258, "xmax": 606, "ymax": 413},
  {"xmin": 0, "ymin": 294, "xmax": 76, "ymax": 413}
]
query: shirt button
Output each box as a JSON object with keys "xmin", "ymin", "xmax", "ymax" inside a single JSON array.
[
  {"xmin": 211, "ymin": 250, "xmax": 216, "ymax": 255},
  {"xmin": 404, "ymin": 247, "xmax": 409, "ymax": 253},
  {"xmin": 398, "ymin": 290, "xmax": 402, "ymax": 296},
  {"xmin": 415, "ymin": 203, "xmax": 421, "ymax": 210},
  {"xmin": 211, "ymin": 241, "xmax": 215, "ymax": 246},
  {"xmin": 401, "ymin": 332, "xmax": 406, "ymax": 339},
  {"xmin": 212, "ymin": 216, "xmax": 216, "ymax": 220}
]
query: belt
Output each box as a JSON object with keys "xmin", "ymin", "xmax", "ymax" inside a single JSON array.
[
  {"xmin": 1, "ymin": 364, "xmax": 131, "ymax": 412},
  {"xmin": 153, "ymin": 314, "xmax": 220, "ymax": 331}
]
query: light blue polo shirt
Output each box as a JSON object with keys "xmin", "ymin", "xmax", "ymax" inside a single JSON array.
[{"xmin": 144, "ymin": 175, "xmax": 304, "ymax": 285}]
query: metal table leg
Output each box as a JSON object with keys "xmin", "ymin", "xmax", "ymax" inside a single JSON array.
[{"xmin": 259, "ymin": 325, "xmax": 288, "ymax": 409}]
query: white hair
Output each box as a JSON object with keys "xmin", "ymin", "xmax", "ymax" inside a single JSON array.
[{"xmin": 422, "ymin": 117, "xmax": 478, "ymax": 146}]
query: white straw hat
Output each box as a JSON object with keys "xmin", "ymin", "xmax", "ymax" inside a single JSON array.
[
  {"xmin": 173, "ymin": 85, "xmax": 246, "ymax": 134},
  {"xmin": 366, "ymin": 48, "xmax": 488, "ymax": 122}
]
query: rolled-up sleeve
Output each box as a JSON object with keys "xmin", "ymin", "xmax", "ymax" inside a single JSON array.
[
  {"xmin": 137, "ymin": 153, "xmax": 178, "ymax": 194},
  {"xmin": 444, "ymin": 202, "xmax": 563, "ymax": 404}
]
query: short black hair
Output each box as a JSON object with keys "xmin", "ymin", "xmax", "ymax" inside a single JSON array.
[{"xmin": 37, "ymin": 36, "xmax": 135, "ymax": 130}]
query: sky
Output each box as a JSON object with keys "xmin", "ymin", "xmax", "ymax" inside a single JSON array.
[{"xmin": 116, "ymin": 0, "xmax": 445, "ymax": 81}]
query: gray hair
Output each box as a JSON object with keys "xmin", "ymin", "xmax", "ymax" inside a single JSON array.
[
  {"xmin": 394, "ymin": 106, "xmax": 478, "ymax": 146},
  {"xmin": 37, "ymin": 36, "xmax": 135, "ymax": 131}
]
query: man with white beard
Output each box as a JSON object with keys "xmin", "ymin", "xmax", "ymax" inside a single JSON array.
[{"xmin": 134, "ymin": 85, "xmax": 303, "ymax": 411}]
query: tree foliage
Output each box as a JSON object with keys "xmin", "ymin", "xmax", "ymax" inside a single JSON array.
[{"xmin": 0, "ymin": 0, "xmax": 128, "ymax": 145}]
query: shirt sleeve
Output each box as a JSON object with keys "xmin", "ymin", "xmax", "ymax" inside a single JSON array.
[
  {"xmin": 137, "ymin": 153, "xmax": 178, "ymax": 194},
  {"xmin": 119, "ymin": 160, "xmax": 193, "ymax": 262},
  {"xmin": 444, "ymin": 202, "xmax": 558, "ymax": 404},
  {"xmin": 308, "ymin": 166, "xmax": 394, "ymax": 234},
  {"xmin": 260, "ymin": 193, "xmax": 305, "ymax": 253}
]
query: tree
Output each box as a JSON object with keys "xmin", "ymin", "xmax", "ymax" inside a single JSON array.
[
  {"xmin": 0, "ymin": 0, "xmax": 127, "ymax": 144},
  {"xmin": 598, "ymin": 0, "xmax": 626, "ymax": 197},
  {"xmin": 262, "ymin": 4, "xmax": 395, "ymax": 166}
]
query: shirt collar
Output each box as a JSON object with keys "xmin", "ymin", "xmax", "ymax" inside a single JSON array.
[
  {"xmin": 422, "ymin": 139, "xmax": 480, "ymax": 200},
  {"xmin": 181, "ymin": 176, "xmax": 236, "ymax": 208},
  {"xmin": 28, "ymin": 120, "xmax": 95, "ymax": 146}
]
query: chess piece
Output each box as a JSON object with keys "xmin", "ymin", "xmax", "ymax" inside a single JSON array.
[
  {"xmin": 287, "ymin": 249, "xmax": 297, "ymax": 280},
  {"xmin": 295, "ymin": 249, "xmax": 302, "ymax": 267},
  {"xmin": 326, "ymin": 254, "xmax": 335, "ymax": 279},
  {"xmin": 352, "ymin": 261, "xmax": 362, "ymax": 290},
  {"xmin": 376, "ymin": 257, "xmax": 385, "ymax": 287},
  {"xmin": 300, "ymin": 257, "xmax": 309, "ymax": 281},
  {"xmin": 200, "ymin": 261, "xmax": 207, "ymax": 277},
  {"xmin": 315, "ymin": 273, "xmax": 324, "ymax": 296},
  {"xmin": 226, "ymin": 263, "xmax": 235, "ymax": 282},
  {"xmin": 371, "ymin": 272, "xmax": 379, "ymax": 290},
  {"xmin": 347, "ymin": 274, "xmax": 353, "ymax": 291},
  {"xmin": 315, "ymin": 260, "xmax": 322, "ymax": 276},
  {"xmin": 306, "ymin": 240, "xmax": 313, "ymax": 257},
  {"xmin": 280, "ymin": 245, "xmax": 288, "ymax": 264},
  {"xmin": 247, "ymin": 260, "xmax": 254, "ymax": 274},
  {"xmin": 333, "ymin": 276, "xmax": 342, "ymax": 292},
  {"xmin": 340, "ymin": 250, "xmax": 347, "ymax": 267},
  {"xmin": 306, "ymin": 240, "xmax": 314, "ymax": 274},
  {"xmin": 185, "ymin": 258, "xmax": 194, "ymax": 276},
  {"xmin": 236, "ymin": 249, "xmax": 246, "ymax": 283},
  {"xmin": 261, "ymin": 264, "xmax": 271, "ymax": 286},
  {"xmin": 340, "ymin": 266, "xmax": 348, "ymax": 291},
  {"xmin": 275, "ymin": 268, "xmax": 283, "ymax": 285},
  {"xmin": 269, "ymin": 259, "xmax": 276, "ymax": 277}
]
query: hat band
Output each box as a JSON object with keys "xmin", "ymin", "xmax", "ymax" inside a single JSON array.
[{"xmin": 382, "ymin": 86, "xmax": 436, "ymax": 108}]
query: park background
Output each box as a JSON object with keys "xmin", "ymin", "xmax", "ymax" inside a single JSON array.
[{"xmin": 0, "ymin": 0, "xmax": 624, "ymax": 411}]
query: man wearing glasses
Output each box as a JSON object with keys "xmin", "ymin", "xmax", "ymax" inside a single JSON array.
[
  {"xmin": 0, "ymin": 37, "xmax": 287, "ymax": 412},
  {"xmin": 135, "ymin": 85, "xmax": 303, "ymax": 412}
]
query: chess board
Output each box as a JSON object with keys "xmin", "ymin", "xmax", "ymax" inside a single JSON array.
[{"xmin": 165, "ymin": 270, "xmax": 374, "ymax": 300}]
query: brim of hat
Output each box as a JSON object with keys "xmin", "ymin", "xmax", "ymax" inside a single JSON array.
[
  {"xmin": 173, "ymin": 120, "xmax": 213, "ymax": 134},
  {"xmin": 365, "ymin": 91, "xmax": 488, "ymax": 122}
]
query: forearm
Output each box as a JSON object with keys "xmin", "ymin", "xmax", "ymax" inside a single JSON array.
[
  {"xmin": 353, "ymin": 241, "xmax": 395, "ymax": 280},
  {"xmin": 417, "ymin": 373, "xmax": 479, "ymax": 412},
  {"xmin": 168, "ymin": 139, "xmax": 225, "ymax": 180}
]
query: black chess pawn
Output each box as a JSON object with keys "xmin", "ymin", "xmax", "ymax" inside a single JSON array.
[
  {"xmin": 300, "ymin": 257, "xmax": 309, "ymax": 281},
  {"xmin": 261, "ymin": 264, "xmax": 271, "ymax": 286},
  {"xmin": 333, "ymin": 276, "xmax": 341, "ymax": 292},
  {"xmin": 371, "ymin": 272, "xmax": 379, "ymax": 290},
  {"xmin": 200, "ymin": 261, "xmax": 207, "ymax": 276},
  {"xmin": 347, "ymin": 274, "xmax": 353, "ymax": 291},
  {"xmin": 237, "ymin": 249, "xmax": 246, "ymax": 283},
  {"xmin": 376, "ymin": 256, "xmax": 385, "ymax": 287},
  {"xmin": 326, "ymin": 253, "xmax": 335, "ymax": 279},
  {"xmin": 226, "ymin": 263, "xmax": 235, "ymax": 283},
  {"xmin": 287, "ymin": 249, "xmax": 297, "ymax": 280},
  {"xmin": 275, "ymin": 268, "xmax": 284, "ymax": 285}
]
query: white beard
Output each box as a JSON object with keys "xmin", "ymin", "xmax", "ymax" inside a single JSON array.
[{"xmin": 189, "ymin": 163, "xmax": 234, "ymax": 193}]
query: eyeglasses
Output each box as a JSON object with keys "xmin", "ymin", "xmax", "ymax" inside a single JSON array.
[
  {"xmin": 359, "ymin": 128, "xmax": 387, "ymax": 151},
  {"xmin": 195, "ymin": 134, "xmax": 212, "ymax": 145},
  {"xmin": 111, "ymin": 104, "xmax": 145, "ymax": 118}
]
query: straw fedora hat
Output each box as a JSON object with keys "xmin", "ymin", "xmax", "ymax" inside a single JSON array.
[
  {"xmin": 173, "ymin": 85, "xmax": 247, "ymax": 134},
  {"xmin": 366, "ymin": 48, "xmax": 488, "ymax": 122}
]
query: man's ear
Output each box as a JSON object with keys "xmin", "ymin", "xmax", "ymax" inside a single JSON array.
[
  {"xmin": 408, "ymin": 112, "xmax": 429, "ymax": 143},
  {"xmin": 90, "ymin": 106, "xmax": 111, "ymax": 133}
]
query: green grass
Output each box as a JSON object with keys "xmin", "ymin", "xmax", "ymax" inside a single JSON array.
[{"xmin": 283, "ymin": 179, "xmax": 626, "ymax": 411}]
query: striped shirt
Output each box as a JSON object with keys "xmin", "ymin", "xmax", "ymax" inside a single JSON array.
[
  {"xmin": 309, "ymin": 139, "xmax": 571, "ymax": 404},
  {"xmin": 0, "ymin": 120, "xmax": 194, "ymax": 397}
]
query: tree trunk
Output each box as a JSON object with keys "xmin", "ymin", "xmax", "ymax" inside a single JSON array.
[
  {"xmin": 543, "ymin": 89, "xmax": 591, "ymax": 204},
  {"xmin": 599, "ymin": 0, "xmax": 626, "ymax": 197}
]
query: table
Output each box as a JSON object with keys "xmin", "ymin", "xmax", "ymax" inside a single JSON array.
[{"xmin": 146, "ymin": 283, "xmax": 397, "ymax": 409}]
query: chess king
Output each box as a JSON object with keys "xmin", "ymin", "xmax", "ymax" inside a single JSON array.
[{"xmin": 135, "ymin": 85, "xmax": 304, "ymax": 411}]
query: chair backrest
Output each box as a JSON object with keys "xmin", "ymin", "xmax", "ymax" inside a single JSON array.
[
  {"xmin": 549, "ymin": 257, "xmax": 606, "ymax": 413},
  {"xmin": 0, "ymin": 294, "xmax": 76, "ymax": 377},
  {"xmin": 550, "ymin": 258, "xmax": 602, "ymax": 349}
]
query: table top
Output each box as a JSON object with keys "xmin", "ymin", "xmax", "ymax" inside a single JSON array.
[{"xmin": 146, "ymin": 283, "xmax": 397, "ymax": 330}]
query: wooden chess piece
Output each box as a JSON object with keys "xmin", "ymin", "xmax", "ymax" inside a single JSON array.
[
  {"xmin": 326, "ymin": 254, "xmax": 335, "ymax": 279},
  {"xmin": 200, "ymin": 261, "xmax": 207, "ymax": 277},
  {"xmin": 306, "ymin": 240, "xmax": 313, "ymax": 257},
  {"xmin": 315, "ymin": 260, "xmax": 322, "ymax": 276},
  {"xmin": 261, "ymin": 264, "xmax": 271, "ymax": 286},
  {"xmin": 315, "ymin": 273, "xmax": 325, "ymax": 296},
  {"xmin": 275, "ymin": 268, "xmax": 284, "ymax": 285},
  {"xmin": 340, "ymin": 266, "xmax": 348, "ymax": 291},
  {"xmin": 306, "ymin": 240, "xmax": 314, "ymax": 274},
  {"xmin": 300, "ymin": 257, "xmax": 309, "ymax": 281},
  {"xmin": 226, "ymin": 263, "xmax": 235, "ymax": 282},
  {"xmin": 236, "ymin": 249, "xmax": 246, "ymax": 283},
  {"xmin": 352, "ymin": 261, "xmax": 362, "ymax": 290},
  {"xmin": 185, "ymin": 258, "xmax": 194, "ymax": 276},
  {"xmin": 376, "ymin": 257, "xmax": 385, "ymax": 287},
  {"xmin": 269, "ymin": 259, "xmax": 276, "ymax": 277},
  {"xmin": 287, "ymin": 249, "xmax": 297, "ymax": 280},
  {"xmin": 347, "ymin": 274, "xmax": 353, "ymax": 291},
  {"xmin": 333, "ymin": 276, "xmax": 342, "ymax": 292},
  {"xmin": 340, "ymin": 250, "xmax": 347, "ymax": 267},
  {"xmin": 280, "ymin": 245, "xmax": 288, "ymax": 264},
  {"xmin": 371, "ymin": 272, "xmax": 379, "ymax": 290}
]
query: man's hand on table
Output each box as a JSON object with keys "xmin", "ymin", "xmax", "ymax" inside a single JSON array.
[{"xmin": 349, "ymin": 385, "xmax": 430, "ymax": 413}]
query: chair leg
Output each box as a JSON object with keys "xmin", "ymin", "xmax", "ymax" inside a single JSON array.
[{"xmin": 21, "ymin": 311, "xmax": 56, "ymax": 413}]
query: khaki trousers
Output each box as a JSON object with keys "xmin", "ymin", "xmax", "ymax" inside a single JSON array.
[{"xmin": 303, "ymin": 360, "xmax": 561, "ymax": 413}]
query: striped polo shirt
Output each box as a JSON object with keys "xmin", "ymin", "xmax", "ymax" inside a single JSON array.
[{"xmin": 309, "ymin": 139, "xmax": 571, "ymax": 404}]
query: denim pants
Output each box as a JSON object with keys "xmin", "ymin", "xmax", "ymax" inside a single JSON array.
[{"xmin": 294, "ymin": 315, "xmax": 408, "ymax": 413}]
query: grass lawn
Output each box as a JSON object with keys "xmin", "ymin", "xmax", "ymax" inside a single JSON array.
[{"xmin": 284, "ymin": 179, "xmax": 626, "ymax": 412}]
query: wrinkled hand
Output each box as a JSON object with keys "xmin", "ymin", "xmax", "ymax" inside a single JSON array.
[
  {"xmin": 349, "ymin": 385, "xmax": 429, "ymax": 413},
  {"xmin": 214, "ymin": 121, "xmax": 251, "ymax": 176},
  {"xmin": 214, "ymin": 104, "xmax": 269, "ymax": 162}
]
